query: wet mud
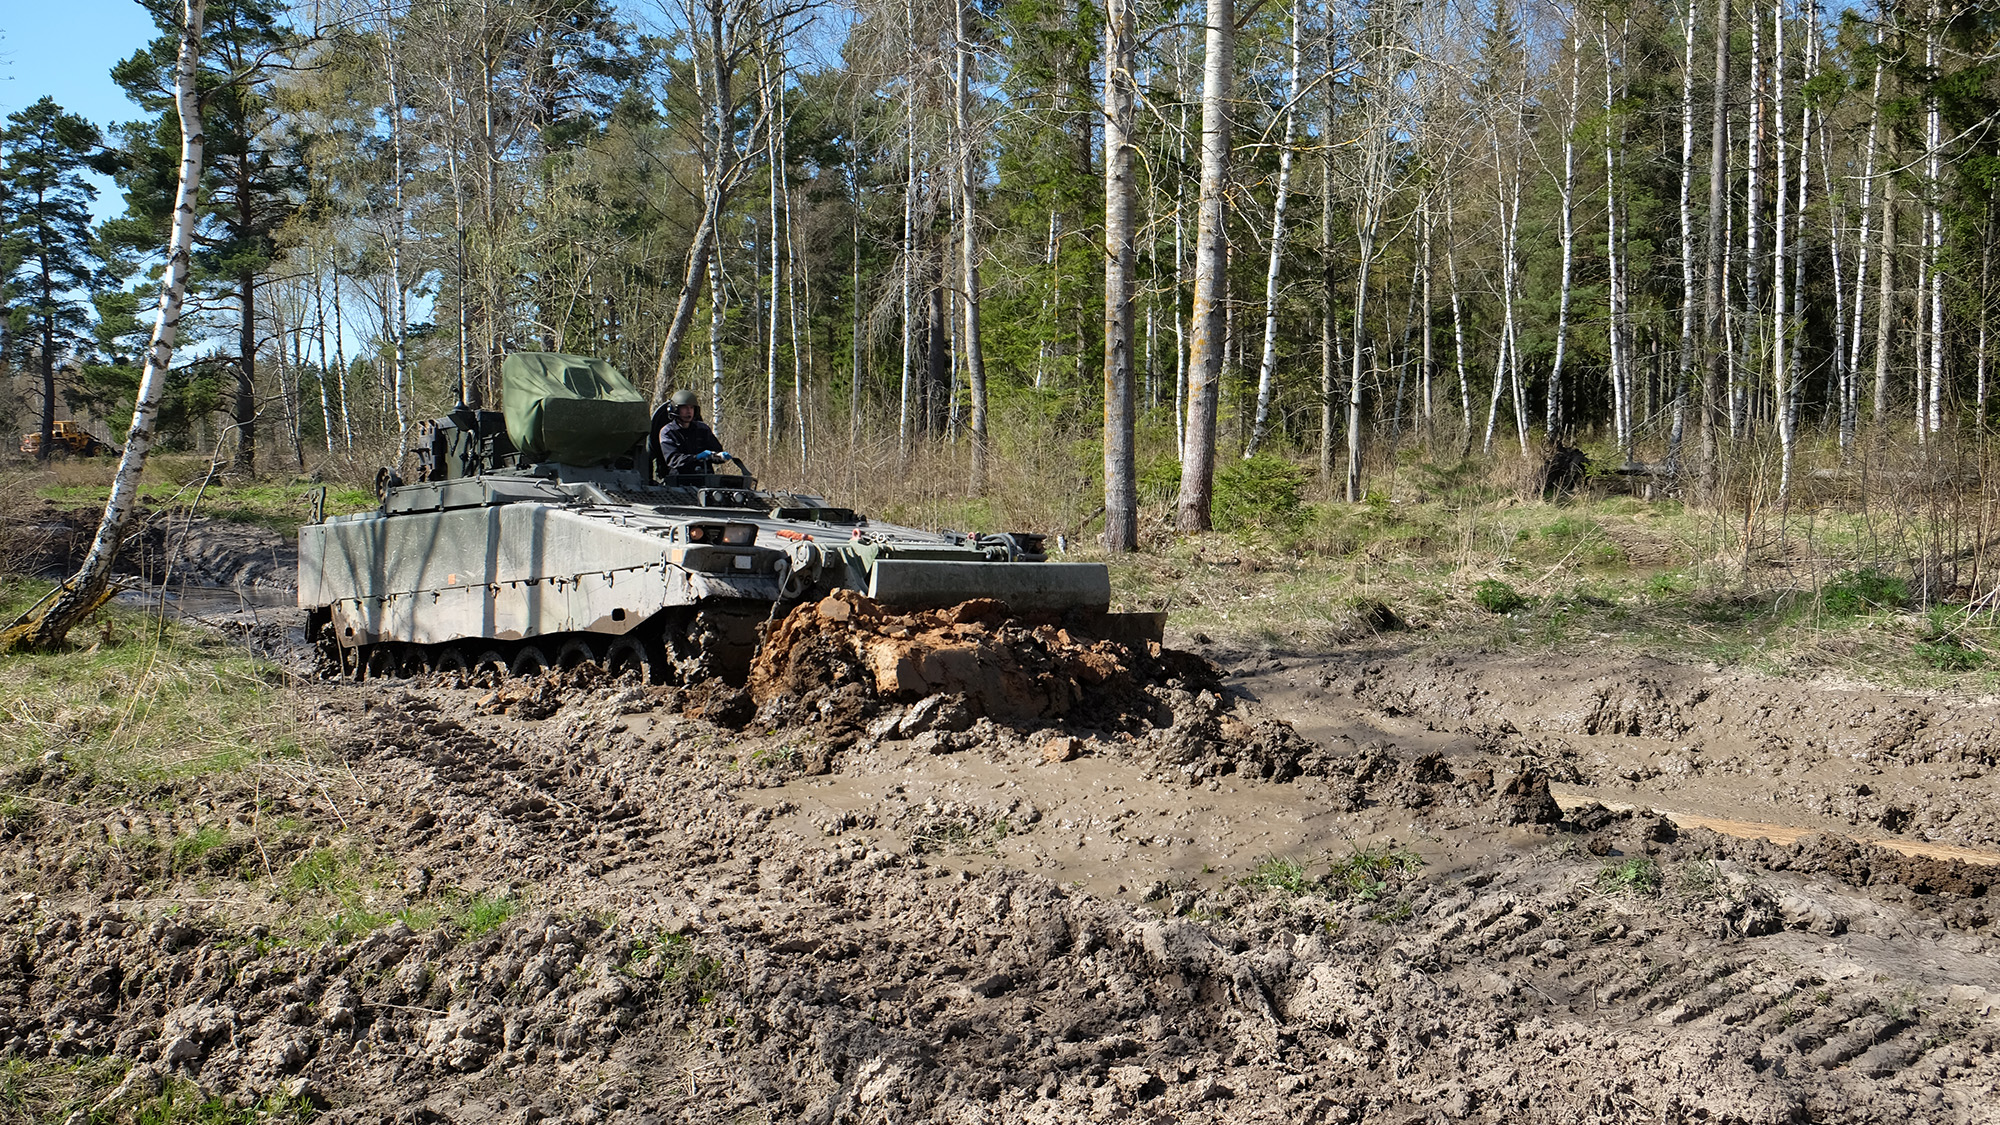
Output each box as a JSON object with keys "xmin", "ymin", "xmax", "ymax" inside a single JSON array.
[{"xmin": 1, "ymin": 603, "xmax": 1998, "ymax": 1122}]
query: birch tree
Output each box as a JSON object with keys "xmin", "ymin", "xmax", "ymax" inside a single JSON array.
[
  {"xmin": 1244, "ymin": 0, "xmax": 1302, "ymax": 458},
  {"xmin": 1102, "ymin": 0, "xmax": 1138, "ymax": 550},
  {"xmin": 955, "ymin": 0, "xmax": 992, "ymax": 493},
  {"xmin": 6, "ymin": 0, "xmax": 207, "ymax": 651},
  {"xmin": 1698, "ymin": 0, "xmax": 1731, "ymax": 493},
  {"xmin": 646, "ymin": 0, "xmax": 796, "ymax": 408},
  {"xmin": 1175, "ymin": 0, "xmax": 1236, "ymax": 533}
]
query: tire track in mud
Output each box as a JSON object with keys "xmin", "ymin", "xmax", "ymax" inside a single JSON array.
[{"xmin": 5, "ymin": 671, "xmax": 2000, "ymax": 1122}]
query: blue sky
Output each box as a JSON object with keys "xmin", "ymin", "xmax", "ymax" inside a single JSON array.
[
  {"xmin": 1, "ymin": 0, "xmax": 166, "ymax": 219},
  {"xmin": 0, "ymin": 0, "xmax": 163, "ymax": 128}
]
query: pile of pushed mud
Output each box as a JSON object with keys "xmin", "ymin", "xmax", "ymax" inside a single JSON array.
[
  {"xmin": 742, "ymin": 592, "xmax": 1326, "ymax": 784},
  {"xmin": 749, "ymin": 593, "xmax": 1188, "ymax": 721}
]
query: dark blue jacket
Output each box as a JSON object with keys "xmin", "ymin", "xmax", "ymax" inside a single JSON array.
[{"xmin": 659, "ymin": 417, "xmax": 724, "ymax": 475}]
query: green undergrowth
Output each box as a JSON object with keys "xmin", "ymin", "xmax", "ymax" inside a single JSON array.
[
  {"xmin": 279, "ymin": 841, "xmax": 520, "ymax": 943},
  {"xmin": 26, "ymin": 457, "xmax": 373, "ymax": 539},
  {"xmin": 1595, "ymin": 857, "xmax": 1664, "ymax": 897},
  {"xmin": 1244, "ymin": 844, "xmax": 1427, "ymax": 902},
  {"xmin": 0, "ymin": 578, "xmax": 308, "ymax": 785},
  {"xmin": 1103, "ymin": 487, "xmax": 2000, "ymax": 690},
  {"xmin": 0, "ymin": 1057, "xmax": 316, "ymax": 1123}
]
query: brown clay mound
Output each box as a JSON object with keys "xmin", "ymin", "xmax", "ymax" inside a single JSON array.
[{"xmin": 748, "ymin": 591, "xmax": 1208, "ymax": 723}]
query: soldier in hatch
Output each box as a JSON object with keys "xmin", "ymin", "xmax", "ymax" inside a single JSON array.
[{"xmin": 657, "ymin": 388, "xmax": 731, "ymax": 475}]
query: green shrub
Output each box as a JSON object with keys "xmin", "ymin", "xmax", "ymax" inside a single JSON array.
[
  {"xmin": 1213, "ymin": 455, "xmax": 1305, "ymax": 533},
  {"xmin": 454, "ymin": 891, "xmax": 519, "ymax": 936},
  {"xmin": 1646, "ymin": 571, "xmax": 1693, "ymax": 599},
  {"xmin": 1472, "ymin": 578, "xmax": 1528, "ymax": 614},
  {"xmin": 1914, "ymin": 640, "xmax": 1986, "ymax": 672},
  {"xmin": 1137, "ymin": 456, "xmax": 1183, "ymax": 509},
  {"xmin": 1819, "ymin": 568, "xmax": 1907, "ymax": 615}
]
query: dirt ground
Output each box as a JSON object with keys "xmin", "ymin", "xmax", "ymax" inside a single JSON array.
[{"xmin": 3, "ymin": 593, "xmax": 1999, "ymax": 1123}]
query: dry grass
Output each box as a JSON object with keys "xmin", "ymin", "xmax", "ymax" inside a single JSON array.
[{"xmin": 0, "ymin": 578, "xmax": 309, "ymax": 783}]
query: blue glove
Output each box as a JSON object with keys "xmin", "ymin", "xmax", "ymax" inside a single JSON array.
[{"xmin": 715, "ymin": 451, "xmax": 735, "ymax": 462}]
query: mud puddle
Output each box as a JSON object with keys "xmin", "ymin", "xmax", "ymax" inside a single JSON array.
[
  {"xmin": 1232, "ymin": 646, "xmax": 2000, "ymax": 859},
  {"xmin": 755, "ymin": 744, "xmax": 1409, "ymax": 903},
  {"xmin": 1549, "ymin": 788, "xmax": 2000, "ymax": 866},
  {"xmin": 112, "ymin": 581, "xmax": 296, "ymax": 621}
]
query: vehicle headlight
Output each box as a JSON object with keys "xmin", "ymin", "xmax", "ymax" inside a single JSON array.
[{"xmin": 722, "ymin": 523, "xmax": 757, "ymax": 546}]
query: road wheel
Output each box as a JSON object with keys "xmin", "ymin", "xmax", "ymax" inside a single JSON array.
[
  {"xmin": 471, "ymin": 650, "xmax": 510, "ymax": 686},
  {"xmin": 435, "ymin": 648, "xmax": 470, "ymax": 684},
  {"xmin": 510, "ymin": 645, "xmax": 551, "ymax": 677},
  {"xmin": 369, "ymin": 647, "xmax": 408, "ymax": 680},
  {"xmin": 556, "ymin": 637, "xmax": 598, "ymax": 671},
  {"xmin": 605, "ymin": 635, "xmax": 658, "ymax": 683}
]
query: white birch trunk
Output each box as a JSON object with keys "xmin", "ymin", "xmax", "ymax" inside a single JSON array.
[
  {"xmin": 1772, "ymin": 0, "xmax": 1792, "ymax": 489},
  {"xmin": 332, "ymin": 267, "xmax": 352, "ymax": 450},
  {"xmin": 1676, "ymin": 0, "xmax": 1698, "ymax": 455},
  {"xmin": 956, "ymin": 0, "xmax": 990, "ymax": 492},
  {"xmin": 766, "ymin": 57, "xmax": 781, "ymax": 453},
  {"xmin": 1175, "ymin": 0, "xmax": 1234, "ymax": 532},
  {"xmin": 1245, "ymin": 0, "xmax": 1301, "ymax": 459},
  {"xmin": 1741, "ymin": 8, "xmax": 1764, "ymax": 437},
  {"xmin": 1550, "ymin": 32, "xmax": 1581, "ymax": 437},
  {"xmin": 1446, "ymin": 195, "xmax": 1472, "ymax": 457},
  {"xmin": 898, "ymin": 0, "xmax": 917, "ymax": 459},
  {"xmin": 1603, "ymin": 13, "xmax": 1629, "ymax": 459},
  {"xmin": 1925, "ymin": 0, "xmax": 1944, "ymax": 437},
  {"xmin": 1844, "ymin": 51, "xmax": 1883, "ymax": 455},
  {"xmin": 1102, "ymin": 0, "xmax": 1138, "ymax": 549},
  {"xmin": 14, "ymin": 0, "xmax": 206, "ymax": 648}
]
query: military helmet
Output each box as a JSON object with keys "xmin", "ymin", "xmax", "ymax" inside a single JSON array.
[{"xmin": 670, "ymin": 389, "xmax": 699, "ymax": 409}]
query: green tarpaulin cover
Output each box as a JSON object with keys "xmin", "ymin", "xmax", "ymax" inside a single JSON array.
[{"xmin": 500, "ymin": 352, "xmax": 650, "ymax": 465}]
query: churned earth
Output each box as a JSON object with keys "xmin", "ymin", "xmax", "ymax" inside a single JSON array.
[{"xmin": 2, "ymin": 590, "xmax": 1998, "ymax": 1123}]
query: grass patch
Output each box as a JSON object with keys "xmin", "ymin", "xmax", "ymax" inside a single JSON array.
[
  {"xmin": 167, "ymin": 825, "xmax": 246, "ymax": 874},
  {"xmin": 628, "ymin": 932, "xmax": 726, "ymax": 1000},
  {"xmin": 134, "ymin": 1075, "xmax": 318, "ymax": 1123},
  {"xmin": 1324, "ymin": 844, "xmax": 1427, "ymax": 901},
  {"xmin": 1242, "ymin": 845, "xmax": 1427, "ymax": 902},
  {"xmin": 0, "ymin": 794, "xmax": 38, "ymax": 833},
  {"xmin": 1677, "ymin": 858, "xmax": 1721, "ymax": 900},
  {"xmin": 1243, "ymin": 855, "xmax": 1317, "ymax": 896},
  {"xmin": 33, "ymin": 470, "xmax": 372, "ymax": 540},
  {"xmin": 1595, "ymin": 857, "xmax": 1663, "ymax": 896},
  {"xmin": 0, "ymin": 579, "xmax": 307, "ymax": 785},
  {"xmin": 451, "ymin": 890, "xmax": 520, "ymax": 936},
  {"xmin": 285, "ymin": 846, "xmax": 361, "ymax": 896},
  {"xmin": 0, "ymin": 1058, "xmax": 315, "ymax": 1124},
  {"xmin": 280, "ymin": 845, "xmax": 409, "ymax": 945},
  {"xmin": 1471, "ymin": 578, "xmax": 1528, "ymax": 615},
  {"xmin": 1819, "ymin": 568, "xmax": 1908, "ymax": 616},
  {"xmin": 910, "ymin": 813, "xmax": 1011, "ymax": 855}
]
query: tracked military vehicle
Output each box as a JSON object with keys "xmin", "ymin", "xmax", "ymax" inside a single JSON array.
[{"xmin": 300, "ymin": 352, "xmax": 1142, "ymax": 682}]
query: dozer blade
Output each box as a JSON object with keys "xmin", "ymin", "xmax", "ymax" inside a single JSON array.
[{"xmin": 866, "ymin": 560, "xmax": 1111, "ymax": 614}]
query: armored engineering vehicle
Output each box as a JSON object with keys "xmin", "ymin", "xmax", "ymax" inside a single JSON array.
[{"xmin": 299, "ymin": 352, "xmax": 1144, "ymax": 682}]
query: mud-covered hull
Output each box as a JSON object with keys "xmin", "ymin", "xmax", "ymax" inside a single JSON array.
[
  {"xmin": 298, "ymin": 466, "xmax": 1141, "ymax": 680},
  {"xmin": 301, "ymin": 502, "xmax": 784, "ymax": 650}
]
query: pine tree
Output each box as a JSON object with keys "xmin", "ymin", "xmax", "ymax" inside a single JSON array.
[
  {"xmin": 0, "ymin": 98, "xmax": 106, "ymax": 461},
  {"xmin": 106, "ymin": 0, "xmax": 302, "ymax": 476}
]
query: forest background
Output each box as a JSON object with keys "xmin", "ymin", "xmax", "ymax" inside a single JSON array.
[{"xmin": 3, "ymin": 0, "xmax": 1999, "ymax": 566}]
